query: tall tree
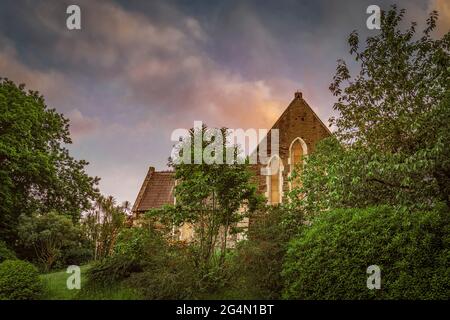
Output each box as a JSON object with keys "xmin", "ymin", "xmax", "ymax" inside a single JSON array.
[
  {"xmin": 0, "ymin": 79, "xmax": 99, "ymax": 244},
  {"xmin": 18, "ymin": 211, "xmax": 81, "ymax": 271},
  {"xmin": 82, "ymin": 195, "xmax": 126, "ymax": 260},
  {"xmin": 152, "ymin": 125, "xmax": 262, "ymax": 269},
  {"xmin": 290, "ymin": 7, "xmax": 449, "ymax": 212}
]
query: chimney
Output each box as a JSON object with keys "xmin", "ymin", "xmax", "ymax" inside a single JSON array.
[{"xmin": 295, "ymin": 91, "xmax": 302, "ymax": 99}]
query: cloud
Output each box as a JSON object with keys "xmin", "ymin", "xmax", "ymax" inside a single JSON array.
[
  {"xmin": 1, "ymin": 0, "xmax": 442, "ymax": 203},
  {"xmin": 0, "ymin": 0, "xmax": 296, "ymax": 202},
  {"xmin": 66, "ymin": 109, "xmax": 99, "ymax": 140},
  {"xmin": 12, "ymin": 0, "xmax": 291, "ymax": 131},
  {"xmin": 0, "ymin": 41, "xmax": 70, "ymax": 107},
  {"xmin": 429, "ymin": 0, "xmax": 450, "ymax": 36}
]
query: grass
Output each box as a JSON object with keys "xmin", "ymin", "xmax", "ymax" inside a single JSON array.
[
  {"xmin": 40, "ymin": 264, "xmax": 141, "ymax": 300},
  {"xmin": 40, "ymin": 265, "xmax": 90, "ymax": 300},
  {"xmin": 39, "ymin": 258, "xmax": 257, "ymax": 300}
]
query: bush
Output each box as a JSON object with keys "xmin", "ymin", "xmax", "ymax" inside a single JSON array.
[
  {"xmin": 87, "ymin": 229, "xmax": 202, "ymax": 299},
  {"xmin": 0, "ymin": 259, "xmax": 43, "ymax": 300},
  {"xmin": 18, "ymin": 211, "xmax": 82, "ymax": 271},
  {"xmin": 282, "ymin": 205, "xmax": 450, "ymax": 299},
  {"xmin": 117, "ymin": 225, "xmax": 201, "ymax": 299},
  {"xmin": 59, "ymin": 245, "xmax": 93, "ymax": 267},
  {"xmin": 0, "ymin": 241, "xmax": 16, "ymax": 263},
  {"xmin": 114, "ymin": 225, "xmax": 167, "ymax": 260},
  {"xmin": 124, "ymin": 245, "xmax": 199, "ymax": 299},
  {"xmin": 86, "ymin": 225, "xmax": 167, "ymax": 290},
  {"xmin": 86, "ymin": 255, "xmax": 142, "ymax": 289},
  {"xmin": 230, "ymin": 206, "xmax": 302, "ymax": 299}
]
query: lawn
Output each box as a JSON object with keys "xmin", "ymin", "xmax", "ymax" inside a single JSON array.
[{"xmin": 40, "ymin": 264, "xmax": 141, "ymax": 300}]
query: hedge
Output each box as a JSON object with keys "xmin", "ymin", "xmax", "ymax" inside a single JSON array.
[
  {"xmin": 0, "ymin": 259, "xmax": 43, "ymax": 300},
  {"xmin": 282, "ymin": 205, "xmax": 450, "ymax": 299}
]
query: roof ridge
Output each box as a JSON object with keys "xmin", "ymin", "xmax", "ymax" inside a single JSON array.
[
  {"xmin": 132, "ymin": 166, "xmax": 155, "ymax": 213},
  {"xmin": 302, "ymin": 98, "xmax": 332, "ymax": 135},
  {"xmin": 249, "ymin": 93, "xmax": 331, "ymax": 159}
]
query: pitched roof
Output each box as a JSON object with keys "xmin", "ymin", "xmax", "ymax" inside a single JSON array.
[
  {"xmin": 251, "ymin": 91, "xmax": 331, "ymax": 159},
  {"xmin": 133, "ymin": 92, "xmax": 331, "ymax": 214},
  {"xmin": 272, "ymin": 91, "xmax": 332, "ymax": 135},
  {"xmin": 132, "ymin": 167, "xmax": 175, "ymax": 213}
]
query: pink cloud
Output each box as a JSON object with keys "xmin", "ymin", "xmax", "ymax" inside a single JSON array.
[
  {"xmin": 67, "ymin": 109, "xmax": 99, "ymax": 141},
  {"xmin": 429, "ymin": 0, "xmax": 450, "ymax": 36}
]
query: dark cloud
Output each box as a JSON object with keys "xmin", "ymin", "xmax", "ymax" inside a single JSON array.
[{"xmin": 0, "ymin": 0, "xmax": 446, "ymax": 202}]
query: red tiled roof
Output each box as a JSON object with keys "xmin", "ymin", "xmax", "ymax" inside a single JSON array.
[{"xmin": 132, "ymin": 167, "xmax": 175, "ymax": 213}]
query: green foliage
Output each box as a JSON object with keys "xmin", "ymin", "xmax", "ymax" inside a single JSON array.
[
  {"xmin": 85, "ymin": 255, "xmax": 142, "ymax": 289},
  {"xmin": 288, "ymin": 137, "xmax": 347, "ymax": 213},
  {"xmin": 151, "ymin": 124, "xmax": 263, "ymax": 269},
  {"xmin": 285, "ymin": 9, "xmax": 450, "ymax": 300},
  {"xmin": 231, "ymin": 206, "xmax": 303, "ymax": 299},
  {"xmin": 41, "ymin": 264, "xmax": 141, "ymax": 300},
  {"xmin": 124, "ymin": 247, "xmax": 198, "ymax": 300},
  {"xmin": 282, "ymin": 205, "xmax": 450, "ymax": 299},
  {"xmin": 40, "ymin": 264, "xmax": 90, "ymax": 300},
  {"xmin": 290, "ymin": 7, "xmax": 450, "ymax": 213},
  {"xmin": 0, "ymin": 78, "xmax": 99, "ymax": 245},
  {"xmin": 0, "ymin": 240, "xmax": 16, "ymax": 263},
  {"xmin": 18, "ymin": 211, "xmax": 82, "ymax": 271},
  {"xmin": 87, "ymin": 220, "xmax": 233, "ymax": 299},
  {"xmin": 114, "ymin": 224, "xmax": 166, "ymax": 260},
  {"xmin": 81, "ymin": 195, "xmax": 126, "ymax": 260},
  {"xmin": 0, "ymin": 259, "xmax": 43, "ymax": 300},
  {"xmin": 86, "ymin": 223, "xmax": 166, "ymax": 291},
  {"xmin": 59, "ymin": 245, "xmax": 93, "ymax": 268},
  {"xmin": 330, "ymin": 7, "xmax": 449, "ymax": 148}
]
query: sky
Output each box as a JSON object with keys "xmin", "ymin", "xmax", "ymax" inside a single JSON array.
[{"xmin": 0, "ymin": 0, "xmax": 448, "ymax": 204}]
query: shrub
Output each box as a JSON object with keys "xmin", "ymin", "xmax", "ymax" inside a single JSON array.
[
  {"xmin": 0, "ymin": 241, "xmax": 16, "ymax": 263},
  {"xmin": 115, "ymin": 225, "xmax": 209, "ymax": 299},
  {"xmin": 0, "ymin": 259, "xmax": 43, "ymax": 300},
  {"xmin": 86, "ymin": 225, "xmax": 167, "ymax": 290},
  {"xmin": 114, "ymin": 225, "xmax": 167, "ymax": 261},
  {"xmin": 282, "ymin": 205, "xmax": 450, "ymax": 299},
  {"xmin": 85, "ymin": 255, "xmax": 142, "ymax": 289},
  {"xmin": 60, "ymin": 245, "xmax": 93, "ymax": 267},
  {"xmin": 124, "ymin": 246, "xmax": 199, "ymax": 300},
  {"xmin": 231, "ymin": 206, "xmax": 302, "ymax": 299}
]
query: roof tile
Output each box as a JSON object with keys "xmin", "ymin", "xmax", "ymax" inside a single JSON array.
[{"xmin": 133, "ymin": 170, "xmax": 175, "ymax": 212}]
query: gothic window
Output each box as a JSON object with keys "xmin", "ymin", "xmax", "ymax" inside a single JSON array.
[
  {"xmin": 267, "ymin": 155, "xmax": 283, "ymax": 204},
  {"xmin": 289, "ymin": 138, "xmax": 308, "ymax": 189}
]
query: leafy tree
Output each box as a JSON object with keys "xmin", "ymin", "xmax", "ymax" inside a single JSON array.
[
  {"xmin": 0, "ymin": 241, "xmax": 16, "ymax": 263},
  {"xmin": 17, "ymin": 211, "xmax": 81, "ymax": 271},
  {"xmin": 231, "ymin": 205, "xmax": 303, "ymax": 299},
  {"xmin": 0, "ymin": 78, "xmax": 99, "ymax": 244},
  {"xmin": 86, "ymin": 217, "xmax": 198, "ymax": 299},
  {"xmin": 290, "ymin": 7, "xmax": 450, "ymax": 212},
  {"xmin": 151, "ymin": 125, "xmax": 262, "ymax": 269},
  {"xmin": 82, "ymin": 195, "xmax": 126, "ymax": 260}
]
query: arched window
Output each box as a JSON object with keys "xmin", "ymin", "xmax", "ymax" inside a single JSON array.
[
  {"xmin": 266, "ymin": 155, "xmax": 283, "ymax": 204},
  {"xmin": 289, "ymin": 138, "xmax": 308, "ymax": 189}
]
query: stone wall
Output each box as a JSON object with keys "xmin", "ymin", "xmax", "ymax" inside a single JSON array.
[{"xmin": 253, "ymin": 92, "xmax": 331, "ymax": 203}]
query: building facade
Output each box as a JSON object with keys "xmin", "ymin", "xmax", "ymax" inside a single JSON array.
[{"xmin": 132, "ymin": 91, "xmax": 331, "ymax": 240}]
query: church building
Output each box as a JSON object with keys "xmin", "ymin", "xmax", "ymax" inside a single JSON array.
[{"xmin": 132, "ymin": 91, "xmax": 331, "ymax": 240}]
